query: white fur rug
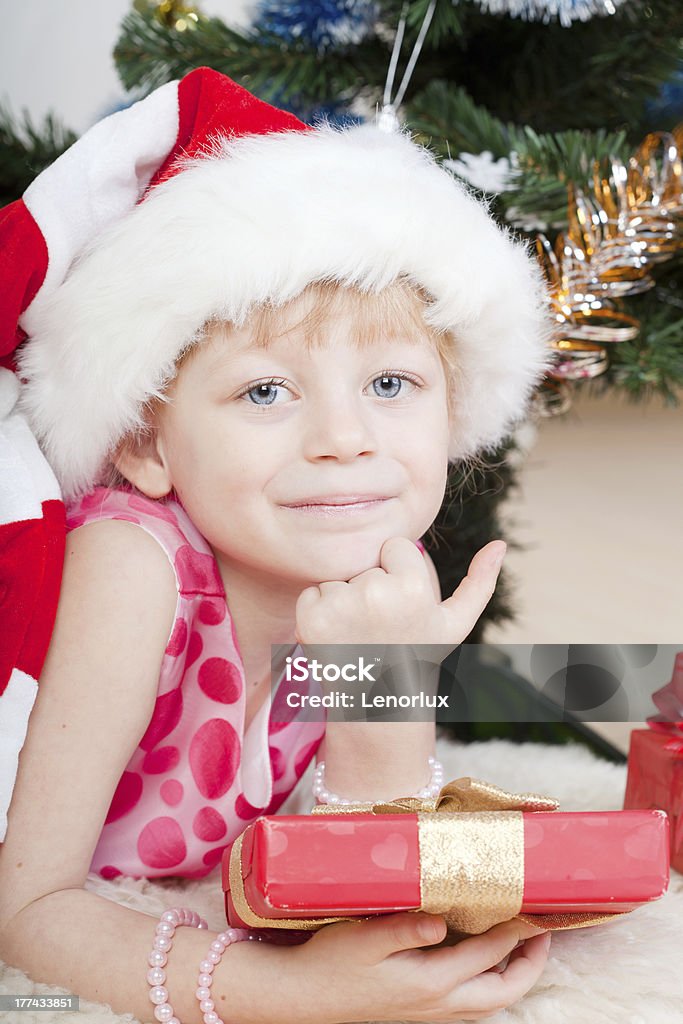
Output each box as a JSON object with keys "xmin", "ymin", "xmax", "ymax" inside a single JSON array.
[{"xmin": 1, "ymin": 737, "xmax": 682, "ymax": 1024}]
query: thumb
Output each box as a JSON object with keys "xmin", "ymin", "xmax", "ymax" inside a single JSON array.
[
  {"xmin": 359, "ymin": 912, "xmax": 447, "ymax": 963},
  {"xmin": 439, "ymin": 541, "xmax": 506, "ymax": 636}
]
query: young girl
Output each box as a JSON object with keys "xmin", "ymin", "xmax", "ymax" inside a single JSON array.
[{"xmin": 0, "ymin": 68, "xmax": 554, "ymax": 1023}]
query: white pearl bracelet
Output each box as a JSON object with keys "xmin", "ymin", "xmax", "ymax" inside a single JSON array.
[{"xmin": 313, "ymin": 755, "xmax": 444, "ymax": 804}]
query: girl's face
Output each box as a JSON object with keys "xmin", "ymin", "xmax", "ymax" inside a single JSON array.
[{"xmin": 154, "ymin": 293, "xmax": 451, "ymax": 586}]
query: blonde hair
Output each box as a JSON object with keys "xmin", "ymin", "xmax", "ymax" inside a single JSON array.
[{"xmin": 102, "ymin": 276, "xmax": 460, "ymax": 492}]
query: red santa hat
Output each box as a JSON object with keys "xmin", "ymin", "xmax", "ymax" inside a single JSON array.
[{"xmin": 0, "ymin": 66, "xmax": 554, "ymax": 839}]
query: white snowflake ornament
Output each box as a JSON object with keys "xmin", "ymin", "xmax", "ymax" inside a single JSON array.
[{"xmin": 443, "ymin": 150, "xmax": 520, "ymax": 194}]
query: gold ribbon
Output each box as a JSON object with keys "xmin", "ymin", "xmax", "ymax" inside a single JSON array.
[{"xmin": 228, "ymin": 777, "xmax": 628, "ymax": 936}]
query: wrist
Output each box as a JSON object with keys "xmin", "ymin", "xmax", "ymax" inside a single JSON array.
[
  {"xmin": 320, "ymin": 720, "xmax": 436, "ymax": 766},
  {"xmin": 212, "ymin": 938, "xmax": 291, "ymax": 1024},
  {"xmin": 218, "ymin": 939, "xmax": 331, "ymax": 1024},
  {"xmin": 313, "ymin": 720, "xmax": 436, "ymax": 804},
  {"xmin": 314, "ymin": 755, "xmax": 443, "ymax": 806}
]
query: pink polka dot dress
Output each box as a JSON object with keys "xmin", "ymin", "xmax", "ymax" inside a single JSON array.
[{"xmin": 64, "ymin": 486, "xmax": 328, "ymax": 880}]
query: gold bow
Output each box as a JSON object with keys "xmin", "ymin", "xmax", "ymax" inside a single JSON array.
[
  {"xmin": 310, "ymin": 775, "xmax": 560, "ymax": 816},
  {"xmin": 228, "ymin": 777, "xmax": 627, "ymax": 937}
]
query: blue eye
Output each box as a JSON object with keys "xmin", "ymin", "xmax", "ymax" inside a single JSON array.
[
  {"xmin": 373, "ymin": 375, "xmax": 406, "ymax": 399},
  {"xmin": 372, "ymin": 371, "xmax": 422, "ymax": 399},
  {"xmin": 241, "ymin": 378, "xmax": 289, "ymax": 406},
  {"xmin": 236, "ymin": 371, "xmax": 421, "ymax": 407}
]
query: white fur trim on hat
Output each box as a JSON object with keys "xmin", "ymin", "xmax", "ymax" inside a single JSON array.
[{"xmin": 17, "ymin": 121, "xmax": 555, "ymax": 500}]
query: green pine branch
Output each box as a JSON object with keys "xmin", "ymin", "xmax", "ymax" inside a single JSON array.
[
  {"xmin": 114, "ymin": 6, "xmax": 298, "ymax": 95},
  {"xmin": 113, "ymin": 3, "xmax": 391, "ymax": 110},
  {"xmin": 0, "ymin": 106, "xmax": 77, "ymax": 207},
  {"xmin": 500, "ymin": 124, "xmax": 632, "ymax": 229},
  {"xmin": 366, "ymin": 0, "xmax": 683, "ymax": 136},
  {"xmin": 113, "ymin": 1, "xmax": 683, "ymax": 142},
  {"xmin": 420, "ymin": 0, "xmax": 683, "ymax": 136},
  {"xmin": 403, "ymin": 0, "xmax": 466, "ymax": 48},
  {"xmin": 406, "ymin": 80, "xmax": 631, "ymax": 229},
  {"xmin": 406, "ymin": 80, "xmax": 513, "ymax": 159}
]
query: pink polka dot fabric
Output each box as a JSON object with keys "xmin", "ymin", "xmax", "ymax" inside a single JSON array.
[{"xmin": 65, "ymin": 486, "xmax": 329, "ymax": 880}]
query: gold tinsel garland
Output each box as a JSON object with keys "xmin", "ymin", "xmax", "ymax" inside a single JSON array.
[{"xmin": 534, "ymin": 124, "xmax": 683, "ymax": 416}]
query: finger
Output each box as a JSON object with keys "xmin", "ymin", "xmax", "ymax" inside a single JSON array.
[
  {"xmin": 439, "ymin": 541, "xmax": 506, "ymax": 638},
  {"xmin": 447, "ymin": 931, "xmax": 551, "ymax": 1013},
  {"xmin": 351, "ymin": 911, "xmax": 447, "ymax": 964},
  {"xmin": 295, "ymin": 581, "xmax": 348, "ymax": 624},
  {"xmin": 486, "ymin": 934, "xmax": 534, "ymax": 973},
  {"xmin": 295, "ymin": 584, "xmax": 322, "ymax": 614},
  {"xmin": 469, "ymin": 541, "xmax": 507, "ymax": 580},
  {"xmin": 294, "ymin": 586, "xmax": 320, "ymax": 641},
  {"xmin": 378, "ymin": 536, "xmax": 432, "ymax": 586},
  {"xmin": 516, "ymin": 920, "xmax": 552, "ymax": 940},
  {"xmin": 423, "ymin": 920, "xmax": 542, "ymax": 983},
  {"xmin": 315, "ymin": 580, "xmax": 350, "ymax": 595},
  {"xmin": 345, "ymin": 566, "xmax": 388, "ymax": 586}
]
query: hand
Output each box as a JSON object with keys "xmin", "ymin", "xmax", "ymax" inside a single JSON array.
[
  {"xmin": 281, "ymin": 911, "xmax": 551, "ymax": 1023},
  {"xmin": 294, "ymin": 538, "xmax": 506, "ymax": 650}
]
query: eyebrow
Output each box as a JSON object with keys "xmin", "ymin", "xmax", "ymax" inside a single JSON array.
[
  {"xmin": 206, "ymin": 333, "xmax": 434, "ymax": 371},
  {"xmin": 204, "ymin": 347, "xmax": 252, "ymax": 373},
  {"xmin": 200, "ymin": 329, "xmax": 440, "ymax": 385}
]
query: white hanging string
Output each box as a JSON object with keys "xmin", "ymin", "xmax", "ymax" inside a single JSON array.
[{"xmin": 377, "ymin": 0, "xmax": 438, "ymax": 133}]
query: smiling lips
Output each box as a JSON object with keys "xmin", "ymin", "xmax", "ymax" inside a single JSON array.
[
  {"xmin": 284, "ymin": 494, "xmax": 392, "ymax": 506},
  {"xmin": 282, "ymin": 495, "xmax": 393, "ymax": 516}
]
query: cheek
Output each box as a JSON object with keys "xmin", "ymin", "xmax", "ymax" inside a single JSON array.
[
  {"xmin": 401, "ymin": 424, "xmax": 450, "ymax": 518},
  {"xmin": 400, "ymin": 411, "xmax": 450, "ymax": 473}
]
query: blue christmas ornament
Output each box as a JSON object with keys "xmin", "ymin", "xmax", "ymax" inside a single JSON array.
[
  {"xmin": 308, "ymin": 104, "xmax": 364, "ymax": 129},
  {"xmin": 253, "ymin": 0, "xmax": 379, "ymax": 53},
  {"xmin": 645, "ymin": 62, "xmax": 683, "ymax": 126},
  {"xmin": 257, "ymin": 82, "xmax": 361, "ymax": 128}
]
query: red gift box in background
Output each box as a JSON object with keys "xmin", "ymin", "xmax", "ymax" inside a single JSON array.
[
  {"xmin": 624, "ymin": 651, "xmax": 683, "ymax": 874},
  {"xmin": 223, "ymin": 805, "xmax": 669, "ymax": 934}
]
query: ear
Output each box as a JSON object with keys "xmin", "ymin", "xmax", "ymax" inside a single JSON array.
[{"xmin": 112, "ymin": 429, "xmax": 173, "ymax": 499}]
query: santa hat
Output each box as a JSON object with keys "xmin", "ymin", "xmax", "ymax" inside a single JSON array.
[{"xmin": 0, "ymin": 66, "xmax": 554, "ymax": 840}]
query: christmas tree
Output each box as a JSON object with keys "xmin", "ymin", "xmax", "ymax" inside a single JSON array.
[{"xmin": 2, "ymin": 0, "xmax": 681, "ymax": 650}]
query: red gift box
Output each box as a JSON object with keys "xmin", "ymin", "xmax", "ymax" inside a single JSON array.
[
  {"xmin": 223, "ymin": 805, "xmax": 669, "ymax": 934},
  {"xmin": 624, "ymin": 650, "xmax": 683, "ymax": 874},
  {"xmin": 624, "ymin": 729, "xmax": 683, "ymax": 874}
]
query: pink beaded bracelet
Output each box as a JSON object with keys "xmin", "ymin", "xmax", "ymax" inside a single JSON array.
[
  {"xmin": 147, "ymin": 906, "xmax": 208, "ymax": 1024},
  {"xmin": 195, "ymin": 927, "xmax": 264, "ymax": 1024},
  {"xmin": 147, "ymin": 904, "xmax": 266, "ymax": 1024}
]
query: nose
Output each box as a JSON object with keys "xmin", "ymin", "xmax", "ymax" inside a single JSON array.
[{"xmin": 303, "ymin": 389, "xmax": 376, "ymax": 462}]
